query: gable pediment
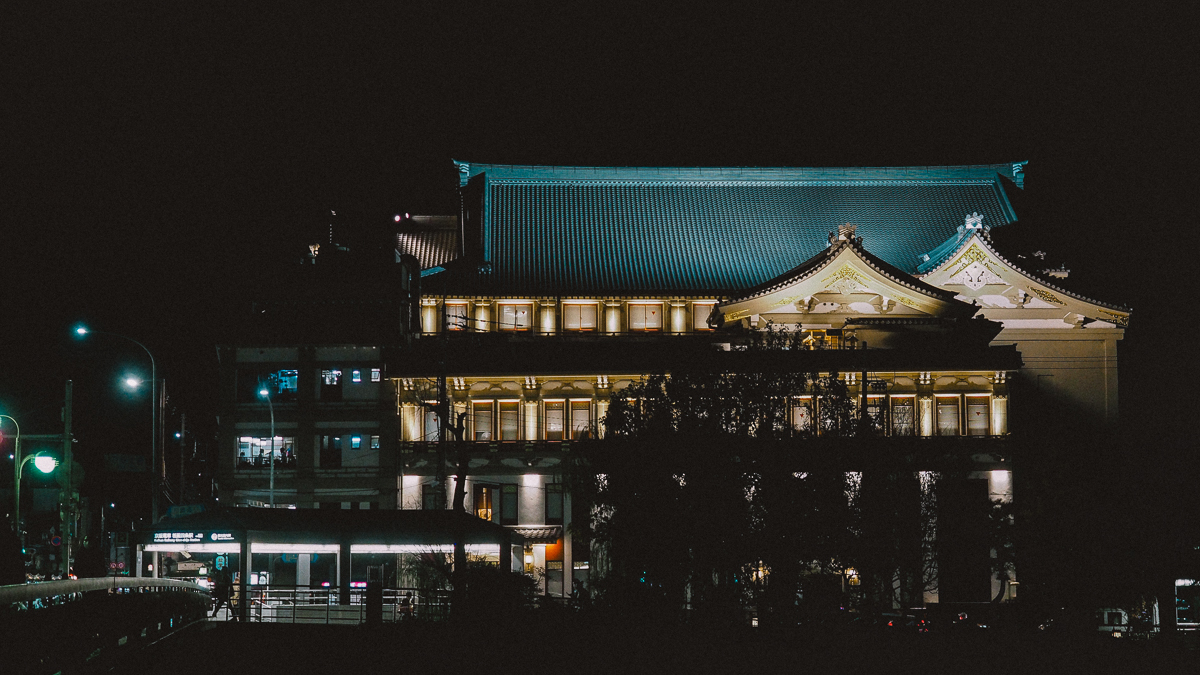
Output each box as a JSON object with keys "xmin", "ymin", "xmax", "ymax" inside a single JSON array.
[
  {"xmin": 718, "ymin": 236, "xmax": 972, "ymax": 325},
  {"xmin": 920, "ymin": 233, "xmax": 1131, "ymax": 328}
]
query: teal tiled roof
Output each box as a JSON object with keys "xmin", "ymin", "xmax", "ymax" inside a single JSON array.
[{"xmin": 453, "ymin": 161, "xmax": 1023, "ymax": 296}]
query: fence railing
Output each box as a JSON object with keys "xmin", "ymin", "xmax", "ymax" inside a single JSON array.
[
  {"xmin": 213, "ymin": 586, "xmax": 451, "ymax": 624},
  {"xmin": 0, "ymin": 577, "xmax": 211, "ymax": 675},
  {"xmin": 0, "ymin": 576, "xmax": 209, "ymax": 611}
]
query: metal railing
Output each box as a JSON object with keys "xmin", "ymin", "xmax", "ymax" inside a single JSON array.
[
  {"xmin": 1, "ymin": 576, "xmax": 209, "ymax": 611},
  {"xmin": 0, "ymin": 577, "xmax": 211, "ymax": 675},
  {"xmin": 213, "ymin": 586, "xmax": 451, "ymax": 624}
]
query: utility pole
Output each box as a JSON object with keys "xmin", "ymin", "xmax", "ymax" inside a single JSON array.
[{"xmin": 61, "ymin": 380, "xmax": 73, "ymax": 578}]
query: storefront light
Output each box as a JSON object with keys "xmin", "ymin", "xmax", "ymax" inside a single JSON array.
[{"xmin": 251, "ymin": 543, "xmax": 340, "ymax": 554}]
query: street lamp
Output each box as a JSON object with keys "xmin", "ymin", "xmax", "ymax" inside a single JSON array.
[
  {"xmin": 259, "ymin": 387, "xmax": 275, "ymax": 508},
  {"xmin": 14, "ymin": 450, "xmax": 58, "ymax": 537},
  {"xmin": 75, "ymin": 326, "xmax": 160, "ymax": 522},
  {"xmin": 1, "ymin": 414, "xmax": 20, "ymax": 529}
]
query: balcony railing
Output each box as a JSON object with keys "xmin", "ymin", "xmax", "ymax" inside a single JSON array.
[
  {"xmin": 401, "ymin": 440, "xmax": 576, "ymax": 454},
  {"xmin": 237, "ymin": 455, "xmax": 298, "ymax": 469}
]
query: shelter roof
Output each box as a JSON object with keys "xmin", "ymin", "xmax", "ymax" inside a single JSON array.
[{"xmin": 449, "ymin": 160, "xmax": 1025, "ymax": 296}]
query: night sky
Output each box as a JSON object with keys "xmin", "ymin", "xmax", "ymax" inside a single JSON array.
[{"xmin": 2, "ymin": 5, "xmax": 1191, "ymax": 510}]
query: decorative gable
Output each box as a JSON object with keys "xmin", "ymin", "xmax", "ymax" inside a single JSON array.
[
  {"xmin": 718, "ymin": 231, "xmax": 974, "ymax": 327},
  {"xmin": 920, "ymin": 231, "xmax": 1131, "ymax": 328}
]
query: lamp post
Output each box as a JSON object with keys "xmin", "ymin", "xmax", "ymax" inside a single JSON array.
[
  {"xmin": 14, "ymin": 451, "xmax": 58, "ymax": 538},
  {"xmin": 76, "ymin": 327, "xmax": 160, "ymax": 523},
  {"xmin": 258, "ymin": 387, "xmax": 275, "ymax": 508},
  {"xmin": 1, "ymin": 414, "xmax": 20, "ymax": 530}
]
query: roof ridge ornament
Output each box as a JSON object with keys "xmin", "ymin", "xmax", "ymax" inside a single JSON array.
[
  {"xmin": 964, "ymin": 212, "xmax": 985, "ymax": 230},
  {"xmin": 829, "ymin": 223, "xmax": 861, "ymax": 248},
  {"xmin": 1012, "ymin": 161, "xmax": 1027, "ymax": 189}
]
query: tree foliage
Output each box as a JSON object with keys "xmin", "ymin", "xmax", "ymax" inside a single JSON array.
[{"xmin": 568, "ymin": 325, "xmax": 955, "ymax": 623}]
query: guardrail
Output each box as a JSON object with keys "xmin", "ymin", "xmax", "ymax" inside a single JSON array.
[
  {"xmin": 213, "ymin": 586, "xmax": 451, "ymax": 624},
  {"xmin": 0, "ymin": 577, "xmax": 211, "ymax": 674},
  {"xmin": 0, "ymin": 576, "xmax": 208, "ymax": 610}
]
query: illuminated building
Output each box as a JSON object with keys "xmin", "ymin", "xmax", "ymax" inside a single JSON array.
[{"xmin": 216, "ymin": 161, "xmax": 1129, "ymax": 603}]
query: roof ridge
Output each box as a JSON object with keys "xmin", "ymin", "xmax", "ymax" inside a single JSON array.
[{"xmin": 455, "ymin": 160, "xmax": 1024, "ymax": 186}]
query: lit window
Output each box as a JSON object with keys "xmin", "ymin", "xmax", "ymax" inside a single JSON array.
[
  {"xmin": 446, "ymin": 303, "xmax": 468, "ymax": 330},
  {"xmin": 629, "ymin": 303, "xmax": 662, "ymax": 331},
  {"xmin": 966, "ymin": 396, "xmax": 989, "ymax": 436},
  {"xmin": 370, "ymin": 435, "xmax": 380, "ymax": 449},
  {"xmin": 865, "ymin": 396, "xmax": 886, "ymax": 432},
  {"xmin": 370, "ymin": 368, "xmax": 381, "ymax": 382},
  {"xmin": 237, "ymin": 436, "xmax": 296, "ymax": 468},
  {"xmin": 545, "ymin": 401, "xmax": 565, "ymax": 441},
  {"xmin": 473, "ymin": 402, "xmax": 493, "ymax": 441},
  {"xmin": 474, "ymin": 484, "xmax": 494, "ymax": 521},
  {"xmin": 499, "ymin": 303, "xmax": 532, "ymax": 331},
  {"xmin": 891, "ymin": 397, "xmax": 915, "ymax": 436},
  {"xmin": 693, "ymin": 303, "xmax": 717, "ymax": 331},
  {"xmin": 423, "ymin": 409, "xmax": 440, "ymax": 442},
  {"xmin": 272, "ymin": 370, "xmax": 299, "ymax": 394},
  {"xmin": 563, "ymin": 303, "xmax": 598, "ymax": 331},
  {"xmin": 322, "ymin": 370, "xmax": 342, "ymax": 385},
  {"xmin": 792, "ymin": 398, "xmax": 813, "ymax": 432},
  {"xmin": 570, "ymin": 400, "xmax": 590, "ymax": 440},
  {"xmin": 499, "ymin": 402, "xmax": 520, "ymax": 441},
  {"xmin": 937, "ymin": 397, "xmax": 960, "ymax": 436},
  {"xmin": 351, "ymin": 436, "xmax": 362, "ymax": 449},
  {"xmin": 351, "ymin": 370, "xmax": 362, "ymax": 383}
]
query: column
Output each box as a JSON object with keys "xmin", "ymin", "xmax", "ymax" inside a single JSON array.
[
  {"xmin": 238, "ymin": 539, "xmax": 252, "ymax": 621},
  {"xmin": 297, "ymin": 553, "xmax": 311, "ymax": 587},
  {"xmin": 338, "ymin": 541, "xmax": 351, "ymax": 605},
  {"xmin": 499, "ymin": 532, "xmax": 512, "ymax": 573}
]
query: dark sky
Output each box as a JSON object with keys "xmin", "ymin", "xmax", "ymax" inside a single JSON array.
[{"xmin": 2, "ymin": 5, "xmax": 1191, "ymax": 477}]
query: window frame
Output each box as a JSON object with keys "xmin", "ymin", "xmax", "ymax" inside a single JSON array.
[
  {"xmin": 628, "ymin": 302, "xmax": 663, "ymax": 332},
  {"xmin": 544, "ymin": 400, "xmax": 566, "ymax": 441},
  {"xmin": 497, "ymin": 302, "xmax": 533, "ymax": 331},
  {"xmin": 966, "ymin": 395, "xmax": 990, "ymax": 436},
  {"xmin": 570, "ymin": 400, "xmax": 591, "ymax": 440},
  {"xmin": 545, "ymin": 483, "xmax": 564, "ymax": 525},
  {"xmin": 445, "ymin": 302, "xmax": 469, "ymax": 331},
  {"xmin": 473, "ymin": 483, "xmax": 495, "ymax": 522},
  {"xmin": 935, "ymin": 395, "xmax": 961, "ymax": 436},
  {"xmin": 890, "ymin": 395, "xmax": 916, "ymax": 437},
  {"xmin": 562, "ymin": 302, "xmax": 599, "ymax": 332},
  {"xmin": 692, "ymin": 302, "xmax": 717, "ymax": 331},
  {"xmin": 498, "ymin": 400, "xmax": 521, "ymax": 441},
  {"xmin": 472, "ymin": 401, "xmax": 494, "ymax": 441},
  {"xmin": 500, "ymin": 484, "xmax": 518, "ymax": 525}
]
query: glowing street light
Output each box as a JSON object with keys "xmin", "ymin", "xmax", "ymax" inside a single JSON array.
[
  {"xmin": 15, "ymin": 450, "xmax": 57, "ymax": 534},
  {"xmin": 75, "ymin": 325, "xmax": 161, "ymax": 522}
]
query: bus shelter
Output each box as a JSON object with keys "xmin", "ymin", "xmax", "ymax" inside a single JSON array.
[{"xmin": 135, "ymin": 508, "xmax": 523, "ymax": 621}]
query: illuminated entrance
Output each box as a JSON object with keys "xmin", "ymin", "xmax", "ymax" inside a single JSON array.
[{"xmin": 136, "ymin": 508, "xmax": 524, "ymax": 621}]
